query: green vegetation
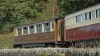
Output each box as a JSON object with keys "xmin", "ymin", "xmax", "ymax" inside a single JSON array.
[
  {"xmin": 0, "ymin": 33, "xmax": 13, "ymax": 49},
  {"xmin": 0, "ymin": 0, "xmax": 99, "ymax": 48},
  {"xmin": 0, "ymin": 0, "xmax": 59, "ymax": 33},
  {"xmin": 57, "ymin": 0, "xmax": 100, "ymax": 16}
]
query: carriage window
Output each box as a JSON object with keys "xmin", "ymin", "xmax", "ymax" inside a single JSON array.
[
  {"xmin": 18, "ymin": 28, "xmax": 22, "ymax": 36},
  {"xmin": 52, "ymin": 22, "xmax": 54, "ymax": 30},
  {"xmin": 44, "ymin": 23, "xmax": 50, "ymax": 32},
  {"xmin": 81, "ymin": 14, "xmax": 85, "ymax": 21},
  {"xmin": 30, "ymin": 26, "xmax": 34, "ymax": 34},
  {"xmin": 92, "ymin": 10, "xmax": 96, "ymax": 19},
  {"xmin": 36, "ymin": 24, "xmax": 42, "ymax": 33},
  {"xmin": 76, "ymin": 15, "xmax": 81, "ymax": 22},
  {"xmin": 85, "ymin": 12, "xmax": 91, "ymax": 20},
  {"xmin": 23, "ymin": 27, "xmax": 28, "ymax": 35},
  {"xmin": 96, "ymin": 9, "xmax": 100, "ymax": 17}
]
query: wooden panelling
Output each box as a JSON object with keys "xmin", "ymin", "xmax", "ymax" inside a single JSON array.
[
  {"xmin": 96, "ymin": 23, "xmax": 100, "ymax": 38},
  {"xmin": 65, "ymin": 23, "xmax": 100, "ymax": 41},
  {"xmin": 14, "ymin": 31, "xmax": 55, "ymax": 44},
  {"xmin": 85, "ymin": 25, "xmax": 92, "ymax": 38},
  {"xmin": 92, "ymin": 24, "xmax": 96, "ymax": 38},
  {"xmin": 50, "ymin": 22, "xmax": 55, "ymax": 31},
  {"xmin": 55, "ymin": 20, "xmax": 58, "ymax": 42},
  {"xmin": 73, "ymin": 28, "xmax": 77, "ymax": 40},
  {"xmin": 81, "ymin": 26, "xmax": 85, "ymax": 39},
  {"xmin": 67, "ymin": 29, "xmax": 72, "ymax": 40},
  {"xmin": 66, "ymin": 30, "xmax": 68, "ymax": 40},
  {"xmin": 76, "ymin": 27, "xmax": 82, "ymax": 40}
]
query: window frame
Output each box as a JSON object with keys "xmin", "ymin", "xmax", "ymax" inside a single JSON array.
[
  {"xmin": 81, "ymin": 14, "xmax": 85, "ymax": 22},
  {"xmin": 96, "ymin": 9, "xmax": 100, "ymax": 18},
  {"xmin": 91, "ymin": 10, "xmax": 96, "ymax": 19},
  {"xmin": 44, "ymin": 22, "xmax": 50, "ymax": 32},
  {"xmin": 85, "ymin": 12, "xmax": 91, "ymax": 20},
  {"xmin": 36, "ymin": 24, "xmax": 42, "ymax": 33},
  {"xmin": 23, "ymin": 27, "xmax": 28, "ymax": 35},
  {"xmin": 76, "ymin": 15, "xmax": 81, "ymax": 23},
  {"xmin": 52, "ymin": 22, "xmax": 54, "ymax": 30},
  {"xmin": 18, "ymin": 28, "xmax": 22, "ymax": 36},
  {"xmin": 29, "ymin": 26, "xmax": 34, "ymax": 34}
]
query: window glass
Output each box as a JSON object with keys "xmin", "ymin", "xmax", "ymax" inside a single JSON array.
[
  {"xmin": 18, "ymin": 28, "xmax": 22, "ymax": 36},
  {"xmin": 76, "ymin": 15, "xmax": 81, "ymax": 23},
  {"xmin": 30, "ymin": 26, "xmax": 34, "ymax": 34},
  {"xmin": 23, "ymin": 27, "xmax": 28, "ymax": 35},
  {"xmin": 97, "ymin": 9, "xmax": 100, "ymax": 17},
  {"xmin": 81, "ymin": 14, "xmax": 85, "ymax": 21},
  {"xmin": 92, "ymin": 11, "xmax": 95, "ymax": 19},
  {"xmin": 85, "ymin": 12, "xmax": 91, "ymax": 20},
  {"xmin": 44, "ymin": 23, "xmax": 50, "ymax": 32},
  {"xmin": 36, "ymin": 24, "xmax": 42, "ymax": 33}
]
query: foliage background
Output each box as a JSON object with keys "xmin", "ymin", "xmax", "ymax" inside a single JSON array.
[{"xmin": 0, "ymin": 0, "xmax": 99, "ymax": 48}]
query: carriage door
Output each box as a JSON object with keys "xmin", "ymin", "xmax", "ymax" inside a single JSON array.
[{"xmin": 55, "ymin": 18, "xmax": 64, "ymax": 44}]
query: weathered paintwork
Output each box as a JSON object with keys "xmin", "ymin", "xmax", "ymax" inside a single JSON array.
[{"xmin": 65, "ymin": 23, "xmax": 100, "ymax": 41}]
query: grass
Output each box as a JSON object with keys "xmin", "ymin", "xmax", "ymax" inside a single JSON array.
[{"xmin": 0, "ymin": 33, "xmax": 13, "ymax": 49}]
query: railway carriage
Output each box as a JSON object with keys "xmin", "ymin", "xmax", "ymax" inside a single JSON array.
[
  {"xmin": 65, "ymin": 3, "xmax": 100, "ymax": 47},
  {"xmin": 13, "ymin": 17, "xmax": 65, "ymax": 48},
  {"xmin": 13, "ymin": 3, "xmax": 100, "ymax": 48}
]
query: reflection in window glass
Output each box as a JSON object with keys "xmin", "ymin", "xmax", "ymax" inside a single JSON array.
[
  {"xmin": 81, "ymin": 14, "xmax": 85, "ymax": 21},
  {"xmin": 36, "ymin": 24, "xmax": 42, "ymax": 33},
  {"xmin": 44, "ymin": 23, "xmax": 50, "ymax": 32},
  {"xmin": 30, "ymin": 26, "xmax": 34, "ymax": 34},
  {"xmin": 92, "ymin": 11, "xmax": 95, "ymax": 19},
  {"xmin": 85, "ymin": 12, "xmax": 91, "ymax": 20},
  {"xmin": 76, "ymin": 15, "xmax": 81, "ymax": 22},
  {"xmin": 97, "ymin": 9, "xmax": 100, "ymax": 17},
  {"xmin": 18, "ymin": 28, "xmax": 22, "ymax": 36},
  {"xmin": 23, "ymin": 27, "xmax": 28, "ymax": 35}
]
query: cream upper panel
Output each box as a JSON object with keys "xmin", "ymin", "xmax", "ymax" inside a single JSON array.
[
  {"xmin": 65, "ymin": 3, "xmax": 100, "ymax": 30},
  {"xmin": 65, "ymin": 17, "xmax": 100, "ymax": 30}
]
